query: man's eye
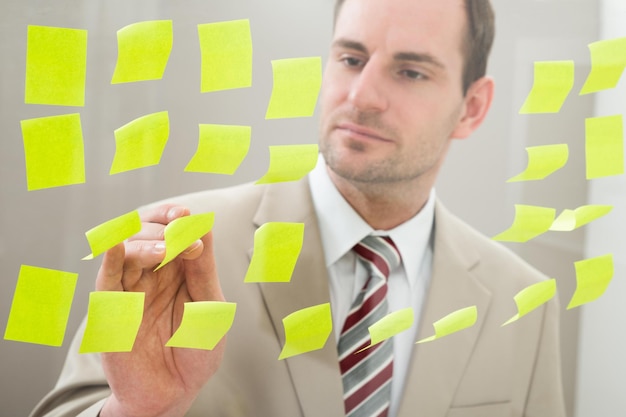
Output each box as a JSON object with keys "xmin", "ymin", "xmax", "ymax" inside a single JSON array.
[
  {"xmin": 342, "ymin": 57, "xmax": 363, "ymax": 67},
  {"xmin": 401, "ymin": 69, "xmax": 426, "ymax": 80}
]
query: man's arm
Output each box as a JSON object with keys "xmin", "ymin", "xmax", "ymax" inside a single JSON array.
[{"xmin": 29, "ymin": 320, "xmax": 109, "ymax": 417}]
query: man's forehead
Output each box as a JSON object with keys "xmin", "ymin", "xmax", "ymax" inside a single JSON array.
[
  {"xmin": 333, "ymin": 0, "xmax": 467, "ymax": 60},
  {"xmin": 336, "ymin": 0, "xmax": 467, "ymax": 25},
  {"xmin": 335, "ymin": 0, "xmax": 466, "ymax": 39}
]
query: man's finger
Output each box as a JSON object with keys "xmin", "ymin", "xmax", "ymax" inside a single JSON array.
[
  {"xmin": 183, "ymin": 232, "xmax": 224, "ymax": 303},
  {"xmin": 96, "ymin": 240, "xmax": 167, "ymax": 292},
  {"xmin": 128, "ymin": 222, "xmax": 165, "ymax": 242},
  {"xmin": 95, "ymin": 243, "xmax": 126, "ymax": 291},
  {"xmin": 122, "ymin": 240, "xmax": 167, "ymax": 272},
  {"xmin": 179, "ymin": 239, "xmax": 204, "ymax": 260},
  {"xmin": 139, "ymin": 203, "xmax": 190, "ymax": 224}
]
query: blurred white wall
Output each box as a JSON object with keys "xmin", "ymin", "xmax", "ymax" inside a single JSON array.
[
  {"xmin": 575, "ymin": 1, "xmax": 626, "ymax": 416},
  {"xmin": 0, "ymin": 1, "xmax": 615, "ymax": 416}
]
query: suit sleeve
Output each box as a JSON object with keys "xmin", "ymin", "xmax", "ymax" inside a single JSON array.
[
  {"xmin": 524, "ymin": 296, "xmax": 567, "ymax": 417},
  {"xmin": 29, "ymin": 318, "xmax": 110, "ymax": 417}
]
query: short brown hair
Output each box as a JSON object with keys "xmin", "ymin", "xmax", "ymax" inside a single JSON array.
[{"xmin": 333, "ymin": 0, "xmax": 495, "ymax": 95}]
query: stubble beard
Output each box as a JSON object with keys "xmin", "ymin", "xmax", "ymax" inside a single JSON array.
[
  {"xmin": 322, "ymin": 143, "xmax": 420, "ymax": 185},
  {"xmin": 320, "ymin": 112, "xmax": 428, "ymax": 186},
  {"xmin": 320, "ymin": 101, "xmax": 462, "ymax": 188}
]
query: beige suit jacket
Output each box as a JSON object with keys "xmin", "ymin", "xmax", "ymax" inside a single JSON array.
[{"xmin": 31, "ymin": 178, "xmax": 565, "ymax": 417}]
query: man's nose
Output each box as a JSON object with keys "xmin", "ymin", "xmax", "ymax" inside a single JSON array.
[{"xmin": 347, "ymin": 63, "xmax": 389, "ymax": 113}]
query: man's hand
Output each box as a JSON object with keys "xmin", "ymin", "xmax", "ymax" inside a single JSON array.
[{"xmin": 96, "ymin": 204, "xmax": 225, "ymax": 417}]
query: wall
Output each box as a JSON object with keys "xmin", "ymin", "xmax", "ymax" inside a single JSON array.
[
  {"xmin": 575, "ymin": 0, "xmax": 626, "ymax": 416},
  {"xmin": 0, "ymin": 0, "xmax": 606, "ymax": 416}
]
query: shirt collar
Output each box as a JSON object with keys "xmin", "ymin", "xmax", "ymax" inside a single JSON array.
[{"xmin": 309, "ymin": 155, "xmax": 435, "ymax": 286}]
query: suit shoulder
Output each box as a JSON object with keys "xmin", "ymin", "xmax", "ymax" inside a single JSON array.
[
  {"xmin": 142, "ymin": 182, "xmax": 264, "ymax": 216},
  {"xmin": 435, "ymin": 202, "xmax": 549, "ymax": 287}
]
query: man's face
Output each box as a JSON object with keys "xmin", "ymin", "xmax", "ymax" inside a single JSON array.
[{"xmin": 319, "ymin": 0, "xmax": 471, "ymax": 186}]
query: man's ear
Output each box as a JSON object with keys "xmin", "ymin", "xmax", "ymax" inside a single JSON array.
[{"xmin": 451, "ymin": 76, "xmax": 495, "ymax": 139}]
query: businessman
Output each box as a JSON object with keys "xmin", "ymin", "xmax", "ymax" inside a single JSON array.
[{"xmin": 32, "ymin": 0, "xmax": 566, "ymax": 415}]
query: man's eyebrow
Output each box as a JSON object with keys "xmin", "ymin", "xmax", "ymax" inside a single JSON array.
[
  {"xmin": 394, "ymin": 52, "xmax": 445, "ymax": 69},
  {"xmin": 331, "ymin": 39, "xmax": 445, "ymax": 69},
  {"xmin": 331, "ymin": 38, "xmax": 369, "ymax": 54}
]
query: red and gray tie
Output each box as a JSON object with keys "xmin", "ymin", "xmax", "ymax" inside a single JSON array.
[{"xmin": 338, "ymin": 235, "xmax": 401, "ymax": 417}]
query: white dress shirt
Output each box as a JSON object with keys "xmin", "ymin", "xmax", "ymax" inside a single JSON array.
[{"xmin": 308, "ymin": 155, "xmax": 435, "ymax": 417}]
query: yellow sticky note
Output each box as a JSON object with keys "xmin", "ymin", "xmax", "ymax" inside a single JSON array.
[
  {"xmin": 255, "ymin": 144, "xmax": 319, "ymax": 184},
  {"xmin": 25, "ymin": 25, "xmax": 87, "ymax": 106},
  {"xmin": 83, "ymin": 210, "xmax": 142, "ymax": 260},
  {"xmin": 79, "ymin": 291, "xmax": 144, "ymax": 353},
  {"xmin": 4, "ymin": 265, "xmax": 77, "ymax": 347},
  {"xmin": 357, "ymin": 308, "xmax": 414, "ymax": 352},
  {"xmin": 585, "ymin": 115, "xmax": 624, "ymax": 179},
  {"xmin": 279, "ymin": 303, "xmax": 332, "ymax": 360},
  {"xmin": 166, "ymin": 302, "xmax": 236, "ymax": 350},
  {"xmin": 265, "ymin": 57, "xmax": 322, "ymax": 119},
  {"xmin": 417, "ymin": 306, "xmax": 477, "ymax": 344},
  {"xmin": 111, "ymin": 20, "xmax": 173, "ymax": 84},
  {"xmin": 155, "ymin": 212, "xmax": 215, "ymax": 271},
  {"xmin": 507, "ymin": 144, "xmax": 569, "ymax": 182},
  {"xmin": 244, "ymin": 222, "xmax": 304, "ymax": 283},
  {"xmin": 519, "ymin": 61, "xmax": 574, "ymax": 114},
  {"xmin": 185, "ymin": 124, "xmax": 251, "ymax": 175},
  {"xmin": 550, "ymin": 205, "xmax": 613, "ymax": 231},
  {"xmin": 580, "ymin": 36, "xmax": 626, "ymax": 95},
  {"xmin": 110, "ymin": 111, "xmax": 170, "ymax": 175},
  {"xmin": 502, "ymin": 279, "xmax": 556, "ymax": 326},
  {"xmin": 568, "ymin": 254, "xmax": 614, "ymax": 309},
  {"xmin": 492, "ymin": 205, "xmax": 556, "ymax": 243},
  {"xmin": 198, "ymin": 19, "xmax": 252, "ymax": 92},
  {"xmin": 21, "ymin": 113, "xmax": 86, "ymax": 191}
]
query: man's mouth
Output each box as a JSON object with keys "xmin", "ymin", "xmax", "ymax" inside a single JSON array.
[{"xmin": 335, "ymin": 122, "xmax": 392, "ymax": 143}]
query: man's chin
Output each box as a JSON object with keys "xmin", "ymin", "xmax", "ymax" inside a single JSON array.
[{"xmin": 325, "ymin": 159, "xmax": 392, "ymax": 184}]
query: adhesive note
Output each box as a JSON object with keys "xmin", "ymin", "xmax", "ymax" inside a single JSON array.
[
  {"xmin": 357, "ymin": 308, "xmax": 414, "ymax": 352},
  {"xmin": 83, "ymin": 210, "xmax": 142, "ymax": 260},
  {"xmin": 25, "ymin": 25, "xmax": 87, "ymax": 106},
  {"xmin": 255, "ymin": 144, "xmax": 319, "ymax": 184},
  {"xmin": 185, "ymin": 124, "xmax": 251, "ymax": 174},
  {"xmin": 502, "ymin": 279, "xmax": 556, "ymax": 326},
  {"xmin": 166, "ymin": 302, "xmax": 236, "ymax": 350},
  {"xmin": 244, "ymin": 222, "xmax": 304, "ymax": 283},
  {"xmin": 492, "ymin": 205, "xmax": 556, "ymax": 243},
  {"xmin": 567, "ymin": 254, "xmax": 614, "ymax": 309},
  {"xmin": 585, "ymin": 115, "xmax": 624, "ymax": 179},
  {"xmin": 580, "ymin": 36, "xmax": 626, "ymax": 95},
  {"xmin": 79, "ymin": 291, "xmax": 144, "ymax": 353},
  {"xmin": 155, "ymin": 212, "xmax": 215, "ymax": 271},
  {"xmin": 550, "ymin": 205, "xmax": 613, "ymax": 231},
  {"xmin": 507, "ymin": 144, "xmax": 569, "ymax": 182},
  {"xmin": 198, "ymin": 19, "xmax": 252, "ymax": 92},
  {"xmin": 265, "ymin": 57, "xmax": 322, "ymax": 119},
  {"xmin": 111, "ymin": 20, "xmax": 173, "ymax": 84},
  {"xmin": 417, "ymin": 306, "xmax": 477, "ymax": 344},
  {"xmin": 279, "ymin": 303, "xmax": 332, "ymax": 360},
  {"xmin": 519, "ymin": 61, "xmax": 574, "ymax": 114},
  {"xmin": 4, "ymin": 265, "xmax": 77, "ymax": 346},
  {"xmin": 21, "ymin": 113, "xmax": 85, "ymax": 191},
  {"xmin": 110, "ymin": 111, "xmax": 169, "ymax": 175}
]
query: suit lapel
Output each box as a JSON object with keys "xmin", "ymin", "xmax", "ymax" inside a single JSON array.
[
  {"xmin": 252, "ymin": 179, "xmax": 345, "ymax": 417},
  {"xmin": 398, "ymin": 202, "xmax": 493, "ymax": 417},
  {"xmin": 251, "ymin": 184, "xmax": 493, "ymax": 416}
]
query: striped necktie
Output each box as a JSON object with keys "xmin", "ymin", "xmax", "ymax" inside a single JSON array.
[{"xmin": 338, "ymin": 235, "xmax": 401, "ymax": 417}]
